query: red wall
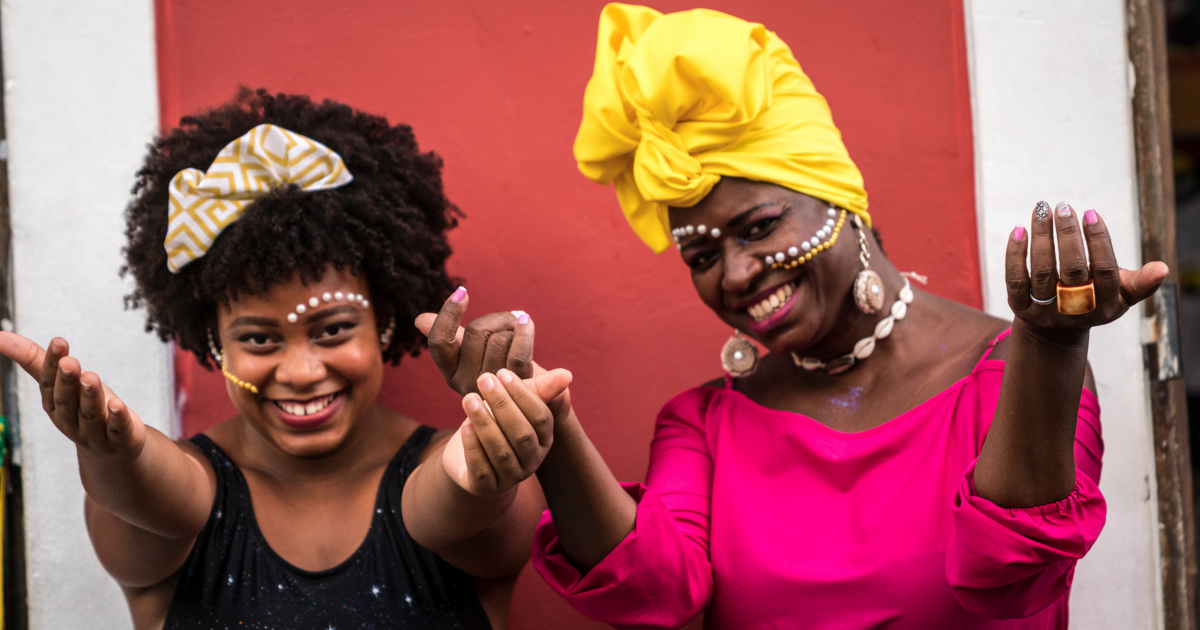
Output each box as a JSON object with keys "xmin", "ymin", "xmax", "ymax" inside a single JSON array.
[{"xmin": 158, "ymin": 1, "xmax": 977, "ymax": 627}]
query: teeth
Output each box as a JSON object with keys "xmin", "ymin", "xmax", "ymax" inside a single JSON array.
[
  {"xmin": 276, "ymin": 394, "xmax": 335, "ymax": 417},
  {"xmin": 747, "ymin": 282, "xmax": 798, "ymax": 322}
]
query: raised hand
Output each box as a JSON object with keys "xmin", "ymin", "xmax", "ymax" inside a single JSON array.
[
  {"xmin": 1006, "ymin": 202, "xmax": 1168, "ymax": 331},
  {"xmin": 0, "ymin": 333, "xmax": 146, "ymax": 460},
  {"xmin": 415, "ymin": 287, "xmax": 533, "ymax": 396},
  {"xmin": 441, "ymin": 367, "xmax": 572, "ymax": 496}
]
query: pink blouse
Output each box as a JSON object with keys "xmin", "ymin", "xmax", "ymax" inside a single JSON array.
[{"xmin": 532, "ymin": 332, "xmax": 1106, "ymax": 629}]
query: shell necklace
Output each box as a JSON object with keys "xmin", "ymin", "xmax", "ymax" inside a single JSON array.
[{"xmin": 792, "ymin": 278, "xmax": 913, "ymax": 375}]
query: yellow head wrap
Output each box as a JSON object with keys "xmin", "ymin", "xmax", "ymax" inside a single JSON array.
[
  {"xmin": 574, "ymin": 3, "xmax": 869, "ymax": 252},
  {"xmin": 164, "ymin": 124, "xmax": 354, "ymax": 273}
]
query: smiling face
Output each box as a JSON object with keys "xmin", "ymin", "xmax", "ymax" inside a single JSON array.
[
  {"xmin": 215, "ymin": 266, "xmax": 385, "ymax": 458},
  {"xmin": 671, "ymin": 178, "xmax": 865, "ymax": 354}
]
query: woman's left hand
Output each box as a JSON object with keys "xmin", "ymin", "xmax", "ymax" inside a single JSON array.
[
  {"xmin": 442, "ymin": 368, "xmax": 572, "ymax": 497},
  {"xmin": 1005, "ymin": 202, "xmax": 1168, "ymax": 333}
]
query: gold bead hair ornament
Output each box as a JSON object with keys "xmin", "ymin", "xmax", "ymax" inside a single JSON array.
[
  {"xmin": 792, "ymin": 278, "xmax": 913, "ymax": 376},
  {"xmin": 769, "ymin": 206, "xmax": 847, "ymax": 270}
]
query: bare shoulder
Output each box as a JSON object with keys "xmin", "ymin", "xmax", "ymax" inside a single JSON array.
[{"xmin": 941, "ymin": 296, "xmax": 1098, "ymax": 398}]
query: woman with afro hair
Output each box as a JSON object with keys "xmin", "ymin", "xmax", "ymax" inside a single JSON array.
[{"xmin": 0, "ymin": 88, "xmax": 567, "ymax": 629}]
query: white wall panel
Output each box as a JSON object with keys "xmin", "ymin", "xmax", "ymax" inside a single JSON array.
[
  {"xmin": 0, "ymin": 0, "xmax": 164, "ymax": 627},
  {"xmin": 964, "ymin": 1, "xmax": 1161, "ymax": 628}
]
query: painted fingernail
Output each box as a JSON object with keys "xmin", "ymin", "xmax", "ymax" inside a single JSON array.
[
  {"xmin": 1056, "ymin": 201, "xmax": 1072, "ymax": 218},
  {"xmin": 498, "ymin": 369, "xmax": 514, "ymax": 384},
  {"xmin": 466, "ymin": 397, "xmax": 481, "ymax": 412},
  {"xmin": 1035, "ymin": 201, "xmax": 1050, "ymax": 220},
  {"xmin": 1084, "ymin": 208, "xmax": 1099, "ymax": 225},
  {"xmin": 1013, "ymin": 225, "xmax": 1026, "ymax": 242},
  {"xmin": 479, "ymin": 374, "xmax": 495, "ymax": 392},
  {"xmin": 450, "ymin": 286, "xmax": 467, "ymax": 303},
  {"xmin": 518, "ymin": 313, "xmax": 530, "ymax": 325}
]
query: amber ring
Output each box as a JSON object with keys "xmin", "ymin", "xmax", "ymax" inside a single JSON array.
[{"xmin": 1056, "ymin": 280, "xmax": 1096, "ymax": 315}]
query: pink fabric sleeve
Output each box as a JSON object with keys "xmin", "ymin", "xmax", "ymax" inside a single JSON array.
[
  {"xmin": 947, "ymin": 390, "xmax": 1106, "ymax": 619},
  {"xmin": 531, "ymin": 390, "xmax": 717, "ymax": 629}
]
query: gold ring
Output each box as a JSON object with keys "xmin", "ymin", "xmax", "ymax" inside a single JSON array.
[{"xmin": 1056, "ymin": 281, "xmax": 1096, "ymax": 315}]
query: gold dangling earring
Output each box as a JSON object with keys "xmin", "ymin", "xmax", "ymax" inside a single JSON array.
[
  {"xmin": 851, "ymin": 215, "xmax": 885, "ymax": 314},
  {"xmin": 721, "ymin": 330, "xmax": 759, "ymax": 377},
  {"xmin": 207, "ymin": 329, "xmax": 259, "ymax": 394}
]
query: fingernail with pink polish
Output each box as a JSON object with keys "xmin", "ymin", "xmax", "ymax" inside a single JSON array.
[
  {"xmin": 1013, "ymin": 225, "xmax": 1026, "ymax": 242},
  {"xmin": 518, "ymin": 313, "xmax": 530, "ymax": 325},
  {"xmin": 1056, "ymin": 201, "xmax": 1072, "ymax": 218},
  {"xmin": 1084, "ymin": 209, "xmax": 1099, "ymax": 225},
  {"xmin": 450, "ymin": 286, "xmax": 467, "ymax": 303}
]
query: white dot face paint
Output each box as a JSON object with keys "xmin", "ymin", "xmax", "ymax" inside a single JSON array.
[
  {"xmin": 287, "ymin": 313, "xmax": 299, "ymax": 323},
  {"xmin": 322, "ymin": 292, "xmax": 332, "ymax": 302},
  {"xmin": 334, "ymin": 292, "xmax": 344, "ymax": 301},
  {"xmin": 309, "ymin": 297, "xmax": 319, "ymax": 307},
  {"xmin": 296, "ymin": 304, "xmax": 307, "ymax": 314}
]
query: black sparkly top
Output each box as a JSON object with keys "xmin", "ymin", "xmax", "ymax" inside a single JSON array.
[{"xmin": 163, "ymin": 426, "xmax": 492, "ymax": 629}]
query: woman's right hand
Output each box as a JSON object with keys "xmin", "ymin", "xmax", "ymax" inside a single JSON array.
[
  {"xmin": 0, "ymin": 332, "xmax": 146, "ymax": 462},
  {"xmin": 415, "ymin": 286, "xmax": 535, "ymax": 395}
]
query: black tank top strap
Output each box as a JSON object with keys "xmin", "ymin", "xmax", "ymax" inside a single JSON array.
[{"xmin": 165, "ymin": 426, "xmax": 490, "ymax": 629}]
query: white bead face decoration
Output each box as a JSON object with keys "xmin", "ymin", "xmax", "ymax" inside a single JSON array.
[
  {"xmin": 286, "ymin": 289, "xmax": 372, "ymax": 323},
  {"xmin": 672, "ymin": 224, "xmax": 723, "ymax": 245},
  {"xmin": 769, "ymin": 205, "xmax": 848, "ymax": 271}
]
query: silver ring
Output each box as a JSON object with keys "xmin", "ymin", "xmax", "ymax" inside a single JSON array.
[{"xmin": 1030, "ymin": 291, "xmax": 1056, "ymax": 306}]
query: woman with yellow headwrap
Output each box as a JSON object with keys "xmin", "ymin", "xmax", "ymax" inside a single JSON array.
[{"xmin": 418, "ymin": 4, "xmax": 1169, "ymax": 628}]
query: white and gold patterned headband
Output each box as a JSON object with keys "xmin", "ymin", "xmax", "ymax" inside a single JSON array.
[{"xmin": 163, "ymin": 124, "xmax": 354, "ymax": 273}]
